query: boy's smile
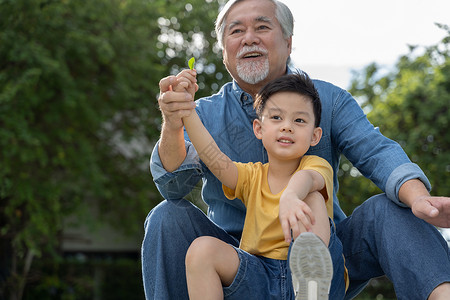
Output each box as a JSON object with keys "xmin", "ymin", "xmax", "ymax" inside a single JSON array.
[{"xmin": 277, "ymin": 136, "xmax": 294, "ymax": 145}]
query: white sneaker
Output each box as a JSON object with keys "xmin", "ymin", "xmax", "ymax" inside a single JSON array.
[{"xmin": 289, "ymin": 232, "xmax": 333, "ymax": 300}]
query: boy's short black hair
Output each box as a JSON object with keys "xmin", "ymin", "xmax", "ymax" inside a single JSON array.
[{"xmin": 254, "ymin": 72, "xmax": 322, "ymax": 127}]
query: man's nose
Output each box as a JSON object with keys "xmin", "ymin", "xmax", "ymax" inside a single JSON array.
[{"xmin": 242, "ymin": 30, "xmax": 260, "ymax": 45}]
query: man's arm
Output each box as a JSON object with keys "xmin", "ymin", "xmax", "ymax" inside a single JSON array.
[
  {"xmin": 157, "ymin": 75, "xmax": 196, "ymax": 172},
  {"xmin": 328, "ymin": 86, "xmax": 450, "ymax": 227}
]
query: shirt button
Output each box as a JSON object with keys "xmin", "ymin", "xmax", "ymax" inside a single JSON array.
[{"xmin": 243, "ymin": 95, "xmax": 248, "ymax": 101}]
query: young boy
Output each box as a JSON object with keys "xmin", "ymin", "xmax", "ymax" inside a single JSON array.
[{"xmin": 176, "ymin": 72, "xmax": 342, "ymax": 299}]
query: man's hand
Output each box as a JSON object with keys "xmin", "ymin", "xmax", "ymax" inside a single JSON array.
[
  {"xmin": 157, "ymin": 70, "xmax": 197, "ymax": 172},
  {"xmin": 279, "ymin": 191, "xmax": 315, "ymax": 244},
  {"xmin": 411, "ymin": 195, "xmax": 450, "ymax": 228},
  {"xmin": 399, "ymin": 179, "xmax": 450, "ymax": 228}
]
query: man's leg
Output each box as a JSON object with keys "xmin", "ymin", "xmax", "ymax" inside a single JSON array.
[
  {"xmin": 141, "ymin": 199, "xmax": 239, "ymax": 300},
  {"xmin": 337, "ymin": 194, "xmax": 450, "ymax": 300}
]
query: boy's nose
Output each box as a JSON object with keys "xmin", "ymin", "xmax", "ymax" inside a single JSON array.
[{"xmin": 281, "ymin": 122, "xmax": 293, "ymax": 133}]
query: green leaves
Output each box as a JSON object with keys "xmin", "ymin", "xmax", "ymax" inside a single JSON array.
[
  {"xmin": 0, "ymin": 0, "xmax": 230, "ymax": 296},
  {"xmin": 0, "ymin": 0, "xmax": 164, "ymax": 265}
]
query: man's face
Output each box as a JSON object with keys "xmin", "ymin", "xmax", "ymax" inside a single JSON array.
[{"xmin": 222, "ymin": 0, "xmax": 292, "ymax": 90}]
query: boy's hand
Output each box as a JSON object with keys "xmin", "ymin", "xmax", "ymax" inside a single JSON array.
[
  {"xmin": 279, "ymin": 191, "xmax": 316, "ymax": 243},
  {"xmin": 173, "ymin": 69, "xmax": 198, "ymax": 97}
]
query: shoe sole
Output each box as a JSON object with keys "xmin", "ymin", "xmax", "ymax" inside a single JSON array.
[{"xmin": 289, "ymin": 232, "xmax": 333, "ymax": 300}]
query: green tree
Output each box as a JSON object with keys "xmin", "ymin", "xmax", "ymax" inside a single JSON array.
[
  {"xmin": 366, "ymin": 28, "xmax": 450, "ymax": 197},
  {"xmin": 339, "ymin": 24, "xmax": 449, "ymax": 300},
  {"xmin": 0, "ymin": 0, "xmax": 228, "ymax": 298},
  {"xmin": 339, "ymin": 24, "xmax": 450, "ymax": 217}
]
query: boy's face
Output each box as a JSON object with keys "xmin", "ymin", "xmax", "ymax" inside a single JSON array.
[{"xmin": 253, "ymin": 92, "xmax": 322, "ymax": 162}]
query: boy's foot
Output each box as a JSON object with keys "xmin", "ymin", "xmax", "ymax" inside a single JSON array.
[{"xmin": 289, "ymin": 232, "xmax": 333, "ymax": 300}]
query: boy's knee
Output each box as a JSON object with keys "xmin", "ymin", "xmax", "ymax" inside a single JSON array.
[
  {"xmin": 185, "ymin": 236, "xmax": 219, "ymax": 269},
  {"xmin": 307, "ymin": 191, "xmax": 325, "ymax": 201}
]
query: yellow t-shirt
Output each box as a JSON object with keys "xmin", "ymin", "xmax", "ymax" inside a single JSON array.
[{"xmin": 222, "ymin": 155, "xmax": 333, "ymax": 260}]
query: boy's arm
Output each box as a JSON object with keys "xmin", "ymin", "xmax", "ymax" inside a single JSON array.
[
  {"xmin": 279, "ymin": 169, "xmax": 326, "ymax": 243},
  {"xmin": 174, "ymin": 69, "xmax": 238, "ymax": 190},
  {"xmin": 182, "ymin": 111, "xmax": 238, "ymax": 190},
  {"xmin": 284, "ymin": 170, "xmax": 325, "ymax": 202}
]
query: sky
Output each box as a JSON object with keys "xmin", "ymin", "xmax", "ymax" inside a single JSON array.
[{"xmin": 280, "ymin": 0, "xmax": 450, "ymax": 88}]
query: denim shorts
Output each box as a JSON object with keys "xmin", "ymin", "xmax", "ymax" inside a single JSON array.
[
  {"xmin": 223, "ymin": 247, "xmax": 295, "ymax": 300},
  {"xmin": 223, "ymin": 221, "xmax": 346, "ymax": 300}
]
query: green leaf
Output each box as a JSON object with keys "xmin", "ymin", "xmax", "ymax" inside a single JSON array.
[{"xmin": 188, "ymin": 57, "xmax": 195, "ymax": 70}]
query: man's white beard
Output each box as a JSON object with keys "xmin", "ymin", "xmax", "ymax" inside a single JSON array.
[
  {"xmin": 235, "ymin": 45, "xmax": 269, "ymax": 84},
  {"xmin": 236, "ymin": 59, "xmax": 269, "ymax": 84}
]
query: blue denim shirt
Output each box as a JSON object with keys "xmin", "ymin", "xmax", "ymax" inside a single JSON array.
[{"xmin": 150, "ymin": 66, "xmax": 431, "ymax": 235}]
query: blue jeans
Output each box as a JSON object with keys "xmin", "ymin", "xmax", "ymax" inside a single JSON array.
[
  {"xmin": 336, "ymin": 194, "xmax": 450, "ymax": 300},
  {"xmin": 142, "ymin": 194, "xmax": 450, "ymax": 299}
]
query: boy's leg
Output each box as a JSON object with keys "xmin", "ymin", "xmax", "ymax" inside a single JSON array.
[
  {"xmin": 185, "ymin": 236, "xmax": 240, "ymax": 300},
  {"xmin": 302, "ymin": 191, "xmax": 331, "ymax": 245},
  {"xmin": 289, "ymin": 192, "xmax": 346, "ymax": 299},
  {"xmin": 429, "ymin": 283, "xmax": 450, "ymax": 300},
  {"xmin": 141, "ymin": 199, "xmax": 239, "ymax": 300},
  {"xmin": 289, "ymin": 232, "xmax": 334, "ymax": 300},
  {"xmin": 337, "ymin": 194, "xmax": 450, "ymax": 300},
  {"xmin": 288, "ymin": 226, "xmax": 346, "ymax": 300}
]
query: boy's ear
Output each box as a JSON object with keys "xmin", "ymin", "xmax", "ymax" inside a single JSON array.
[
  {"xmin": 310, "ymin": 127, "xmax": 322, "ymax": 147},
  {"xmin": 253, "ymin": 118, "xmax": 263, "ymax": 140}
]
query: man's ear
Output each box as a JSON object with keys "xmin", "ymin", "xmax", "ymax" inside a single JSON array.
[
  {"xmin": 253, "ymin": 118, "xmax": 263, "ymax": 140},
  {"xmin": 287, "ymin": 36, "xmax": 293, "ymax": 54},
  {"xmin": 310, "ymin": 127, "xmax": 322, "ymax": 147}
]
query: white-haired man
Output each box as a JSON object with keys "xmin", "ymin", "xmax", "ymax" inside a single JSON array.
[{"xmin": 143, "ymin": 0, "xmax": 450, "ymax": 299}]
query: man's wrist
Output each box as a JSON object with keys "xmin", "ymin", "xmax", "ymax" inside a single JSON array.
[
  {"xmin": 159, "ymin": 122, "xmax": 186, "ymax": 172},
  {"xmin": 398, "ymin": 179, "xmax": 431, "ymax": 208}
]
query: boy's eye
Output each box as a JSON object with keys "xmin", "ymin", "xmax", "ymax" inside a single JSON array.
[
  {"xmin": 295, "ymin": 118, "xmax": 305, "ymax": 123},
  {"xmin": 271, "ymin": 115, "xmax": 281, "ymax": 120}
]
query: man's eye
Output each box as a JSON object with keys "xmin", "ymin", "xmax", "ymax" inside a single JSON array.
[{"xmin": 231, "ymin": 29, "xmax": 243, "ymax": 34}]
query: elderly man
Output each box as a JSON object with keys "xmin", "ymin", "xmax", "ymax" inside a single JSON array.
[{"xmin": 142, "ymin": 0, "xmax": 450, "ymax": 299}]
